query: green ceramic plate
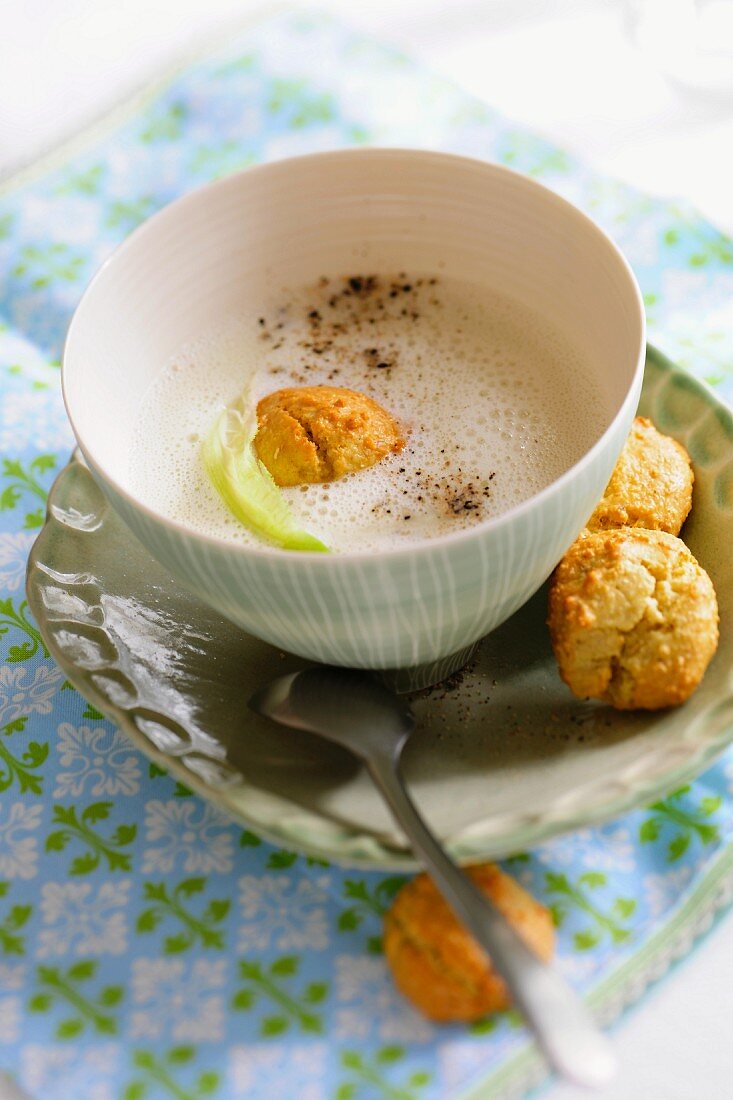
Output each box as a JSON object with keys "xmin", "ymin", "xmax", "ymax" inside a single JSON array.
[{"xmin": 27, "ymin": 346, "xmax": 733, "ymax": 869}]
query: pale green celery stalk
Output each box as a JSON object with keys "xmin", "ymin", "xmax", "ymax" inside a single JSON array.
[{"xmin": 202, "ymin": 393, "xmax": 329, "ymax": 553}]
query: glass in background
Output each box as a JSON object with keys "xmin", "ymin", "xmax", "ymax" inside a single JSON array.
[{"xmin": 625, "ymin": 0, "xmax": 733, "ymax": 97}]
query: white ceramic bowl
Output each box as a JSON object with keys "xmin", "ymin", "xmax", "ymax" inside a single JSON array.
[{"xmin": 63, "ymin": 149, "xmax": 645, "ymax": 675}]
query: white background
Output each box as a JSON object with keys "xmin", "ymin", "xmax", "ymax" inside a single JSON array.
[{"xmin": 2, "ymin": 2, "xmax": 733, "ymax": 1098}]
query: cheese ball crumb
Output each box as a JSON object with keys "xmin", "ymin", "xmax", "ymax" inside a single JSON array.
[
  {"xmin": 587, "ymin": 416, "xmax": 693, "ymax": 535},
  {"xmin": 548, "ymin": 527, "xmax": 718, "ymax": 709},
  {"xmin": 383, "ymin": 862, "xmax": 554, "ymax": 1022},
  {"xmin": 254, "ymin": 385, "xmax": 405, "ymax": 486}
]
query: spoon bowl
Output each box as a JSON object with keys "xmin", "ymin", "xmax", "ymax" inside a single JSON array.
[{"xmin": 250, "ymin": 667, "xmax": 414, "ymax": 755}]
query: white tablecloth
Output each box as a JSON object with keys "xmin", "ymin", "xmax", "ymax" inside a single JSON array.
[{"xmin": 3, "ymin": 3, "xmax": 732, "ymax": 1096}]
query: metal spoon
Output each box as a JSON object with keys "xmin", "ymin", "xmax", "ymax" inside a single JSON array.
[{"xmin": 250, "ymin": 666, "xmax": 616, "ymax": 1090}]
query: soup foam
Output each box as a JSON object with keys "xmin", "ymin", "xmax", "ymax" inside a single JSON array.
[{"xmin": 129, "ymin": 273, "xmax": 609, "ymax": 553}]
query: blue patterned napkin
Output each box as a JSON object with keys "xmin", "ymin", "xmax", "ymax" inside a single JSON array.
[{"xmin": 1, "ymin": 10, "xmax": 733, "ymax": 1099}]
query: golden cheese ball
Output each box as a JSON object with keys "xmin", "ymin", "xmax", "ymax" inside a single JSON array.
[
  {"xmin": 548, "ymin": 527, "xmax": 718, "ymax": 709},
  {"xmin": 383, "ymin": 862, "xmax": 555, "ymax": 1022},
  {"xmin": 254, "ymin": 385, "xmax": 405, "ymax": 486},
  {"xmin": 587, "ymin": 416, "xmax": 693, "ymax": 536}
]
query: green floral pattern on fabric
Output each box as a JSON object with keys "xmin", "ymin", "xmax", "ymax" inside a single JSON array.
[{"xmin": 1, "ymin": 9, "xmax": 733, "ymax": 1099}]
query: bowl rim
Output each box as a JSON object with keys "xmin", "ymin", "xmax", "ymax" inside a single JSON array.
[{"xmin": 62, "ymin": 146, "xmax": 646, "ymax": 564}]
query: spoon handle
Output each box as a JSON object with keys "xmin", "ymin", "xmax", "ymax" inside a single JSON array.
[{"xmin": 366, "ymin": 752, "xmax": 616, "ymax": 1090}]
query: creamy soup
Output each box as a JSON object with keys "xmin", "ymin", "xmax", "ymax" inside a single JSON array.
[{"xmin": 129, "ymin": 273, "xmax": 609, "ymax": 553}]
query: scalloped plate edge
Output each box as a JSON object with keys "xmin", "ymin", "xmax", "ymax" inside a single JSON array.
[{"xmin": 26, "ymin": 344, "xmax": 733, "ymax": 869}]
